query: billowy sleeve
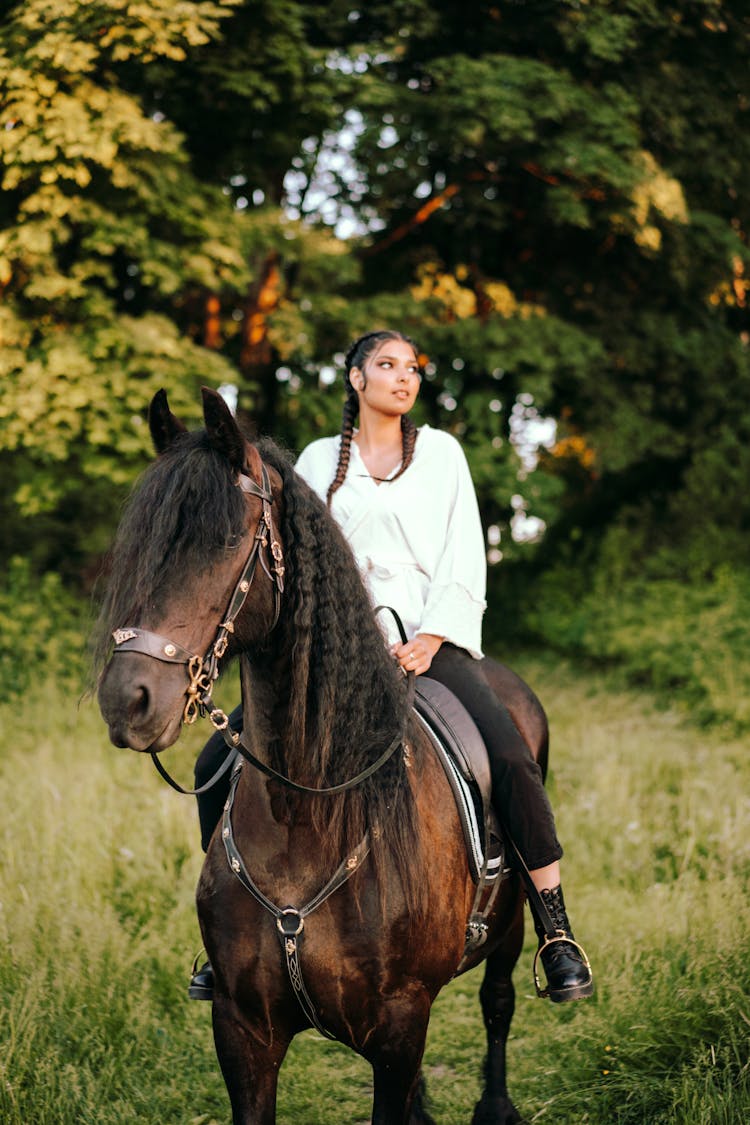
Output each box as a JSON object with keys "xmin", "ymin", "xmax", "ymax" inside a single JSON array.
[
  {"xmin": 417, "ymin": 437, "xmax": 486, "ymax": 659},
  {"xmin": 295, "ymin": 438, "xmax": 339, "ymax": 504}
]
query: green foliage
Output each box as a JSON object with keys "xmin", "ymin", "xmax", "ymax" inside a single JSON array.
[
  {"xmin": 308, "ymin": 1, "xmax": 748, "ymax": 577},
  {"xmin": 0, "ymin": 557, "xmax": 88, "ymax": 695},
  {"xmin": 514, "ymin": 557, "xmax": 750, "ymax": 732},
  {"xmin": 138, "ymin": 0, "xmax": 344, "ymax": 198},
  {"xmin": 0, "ymin": 0, "xmax": 748, "ymax": 728},
  {"xmin": 0, "ymin": 312, "xmax": 240, "ymax": 579},
  {"xmin": 0, "ymin": 0, "xmax": 251, "ymax": 581},
  {"xmin": 0, "ymin": 0, "xmax": 249, "ymax": 306}
]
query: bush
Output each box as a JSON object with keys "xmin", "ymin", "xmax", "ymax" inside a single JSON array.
[
  {"xmin": 0, "ymin": 557, "xmax": 89, "ymax": 697},
  {"xmin": 517, "ymin": 562, "xmax": 750, "ymax": 730}
]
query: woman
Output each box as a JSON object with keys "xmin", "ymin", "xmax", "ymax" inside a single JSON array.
[{"xmin": 190, "ymin": 329, "xmax": 593, "ymax": 1005}]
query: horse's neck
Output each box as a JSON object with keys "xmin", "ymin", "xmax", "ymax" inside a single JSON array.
[
  {"xmin": 237, "ymin": 653, "xmax": 318, "ymax": 837},
  {"xmin": 239, "ymin": 654, "xmax": 279, "ymax": 761}
]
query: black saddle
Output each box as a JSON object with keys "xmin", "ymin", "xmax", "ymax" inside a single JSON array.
[{"xmin": 413, "ymin": 677, "xmax": 505, "ymax": 884}]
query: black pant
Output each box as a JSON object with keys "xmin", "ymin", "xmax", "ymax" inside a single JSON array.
[
  {"xmin": 194, "ymin": 645, "xmax": 562, "ymax": 869},
  {"xmin": 428, "ymin": 644, "xmax": 562, "ymax": 870}
]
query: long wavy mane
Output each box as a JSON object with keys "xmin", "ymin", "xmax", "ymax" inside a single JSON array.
[
  {"xmin": 256, "ymin": 438, "xmax": 422, "ymax": 914},
  {"xmin": 95, "ymin": 429, "xmax": 422, "ymax": 915}
]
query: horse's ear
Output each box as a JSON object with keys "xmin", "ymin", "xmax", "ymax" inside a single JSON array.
[
  {"xmin": 201, "ymin": 386, "xmax": 247, "ymax": 473},
  {"xmin": 149, "ymin": 389, "xmax": 187, "ymax": 454}
]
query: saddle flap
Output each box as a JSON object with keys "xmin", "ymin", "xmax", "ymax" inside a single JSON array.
[
  {"xmin": 413, "ymin": 677, "xmax": 491, "ymax": 797},
  {"xmin": 412, "ymin": 678, "xmax": 504, "ymax": 886}
]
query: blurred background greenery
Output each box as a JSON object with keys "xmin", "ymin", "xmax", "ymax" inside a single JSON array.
[
  {"xmin": 2, "ymin": 7, "xmax": 749, "ymax": 1121},
  {"xmin": 1, "ymin": 0, "xmax": 748, "ymax": 720}
]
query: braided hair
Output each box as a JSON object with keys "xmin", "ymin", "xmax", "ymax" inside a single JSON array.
[{"xmin": 326, "ymin": 330, "xmax": 421, "ymax": 507}]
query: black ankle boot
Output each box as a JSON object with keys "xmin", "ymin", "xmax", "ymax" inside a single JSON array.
[
  {"xmin": 188, "ymin": 959, "xmax": 214, "ymax": 1001},
  {"xmin": 532, "ymin": 885, "xmax": 594, "ymax": 1003}
]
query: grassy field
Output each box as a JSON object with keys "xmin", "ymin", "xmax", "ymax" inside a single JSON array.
[{"xmin": 1, "ymin": 656, "xmax": 748, "ymax": 1124}]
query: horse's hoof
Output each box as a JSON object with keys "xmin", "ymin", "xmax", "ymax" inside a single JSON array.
[{"xmin": 471, "ymin": 1095, "xmax": 525, "ymax": 1125}]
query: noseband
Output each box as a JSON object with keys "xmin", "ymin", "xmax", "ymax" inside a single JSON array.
[{"xmin": 111, "ymin": 462, "xmax": 285, "ymax": 775}]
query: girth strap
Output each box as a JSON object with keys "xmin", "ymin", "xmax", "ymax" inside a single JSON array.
[{"xmin": 221, "ymin": 761, "xmax": 370, "ymax": 1039}]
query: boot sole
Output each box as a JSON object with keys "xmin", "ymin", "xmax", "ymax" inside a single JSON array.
[
  {"xmin": 548, "ymin": 979, "xmax": 595, "ymax": 1003},
  {"xmin": 187, "ymin": 984, "xmax": 214, "ymax": 1001}
]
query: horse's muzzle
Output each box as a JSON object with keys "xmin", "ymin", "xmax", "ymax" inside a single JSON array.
[{"xmin": 98, "ymin": 653, "xmax": 185, "ymax": 752}]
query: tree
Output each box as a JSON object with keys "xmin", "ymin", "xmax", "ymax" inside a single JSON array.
[
  {"xmin": 260, "ymin": 0, "xmax": 750, "ymax": 586},
  {"xmin": 0, "ymin": 0, "xmax": 250, "ymax": 578},
  {"xmin": 2, "ymin": 0, "xmax": 748, "ymax": 691}
]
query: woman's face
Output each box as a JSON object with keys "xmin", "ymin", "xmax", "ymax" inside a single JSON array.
[{"xmin": 351, "ymin": 338, "xmax": 421, "ymax": 418}]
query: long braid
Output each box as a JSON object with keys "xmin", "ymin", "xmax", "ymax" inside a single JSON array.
[
  {"xmin": 327, "ymin": 329, "xmax": 422, "ymax": 506},
  {"xmin": 326, "ymin": 391, "xmax": 358, "ymax": 507},
  {"xmin": 390, "ymin": 414, "xmax": 418, "ymax": 484}
]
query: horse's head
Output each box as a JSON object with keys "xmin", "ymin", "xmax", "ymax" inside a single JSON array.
[{"xmin": 97, "ymin": 387, "xmax": 284, "ymax": 753}]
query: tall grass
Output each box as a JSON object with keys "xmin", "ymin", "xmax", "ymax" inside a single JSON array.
[{"xmin": 1, "ymin": 658, "xmax": 748, "ymax": 1123}]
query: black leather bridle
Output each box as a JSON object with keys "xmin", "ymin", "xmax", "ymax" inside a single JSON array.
[
  {"xmin": 110, "ymin": 461, "xmax": 409, "ymax": 797},
  {"xmin": 110, "ymin": 463, "xmax": 285, "ymax": 793}
]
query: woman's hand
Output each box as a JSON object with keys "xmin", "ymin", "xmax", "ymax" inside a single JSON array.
[{"xmin": 392, "ymin": 633, "xmax": 443, "ymax": 676}]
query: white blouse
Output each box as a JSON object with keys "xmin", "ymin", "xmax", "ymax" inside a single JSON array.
[{"xmin": 295, "ymin": 424, "xmax": 487, "ymax": 659}]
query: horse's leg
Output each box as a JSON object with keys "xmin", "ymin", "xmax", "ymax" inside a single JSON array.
[
  {"xmin": 367, "ymin": 998, "xmax": 434, "ymax": 1125},
  {"xmin": 211, "ymin": 997, "xmax": 291, "ymax": 1125},
  {"xmin": 471, "ymin": 902, "xmax": 525, "ymax": 1125},
  {"xmin": 407, "ymin": 1071, "xmax": 437, "ymax": 1125}
]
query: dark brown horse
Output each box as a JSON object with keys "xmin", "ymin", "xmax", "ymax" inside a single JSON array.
[{"xmin": 96, "ymin": 388, "xmax": 549, "ymax": 1125}]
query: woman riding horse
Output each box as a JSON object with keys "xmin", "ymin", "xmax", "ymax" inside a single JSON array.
[
  {"xmin": 192, "ymin": 329, "xmax": 593, "ymax": 1007},
  {"xmin": 97, "ymin": 377, "xmax": 591, "ymax": 1123}
]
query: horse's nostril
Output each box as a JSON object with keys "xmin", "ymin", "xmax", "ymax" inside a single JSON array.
[{"xmin": 128, "ymin": 683, "xmax": 151, "ymax": 721}]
